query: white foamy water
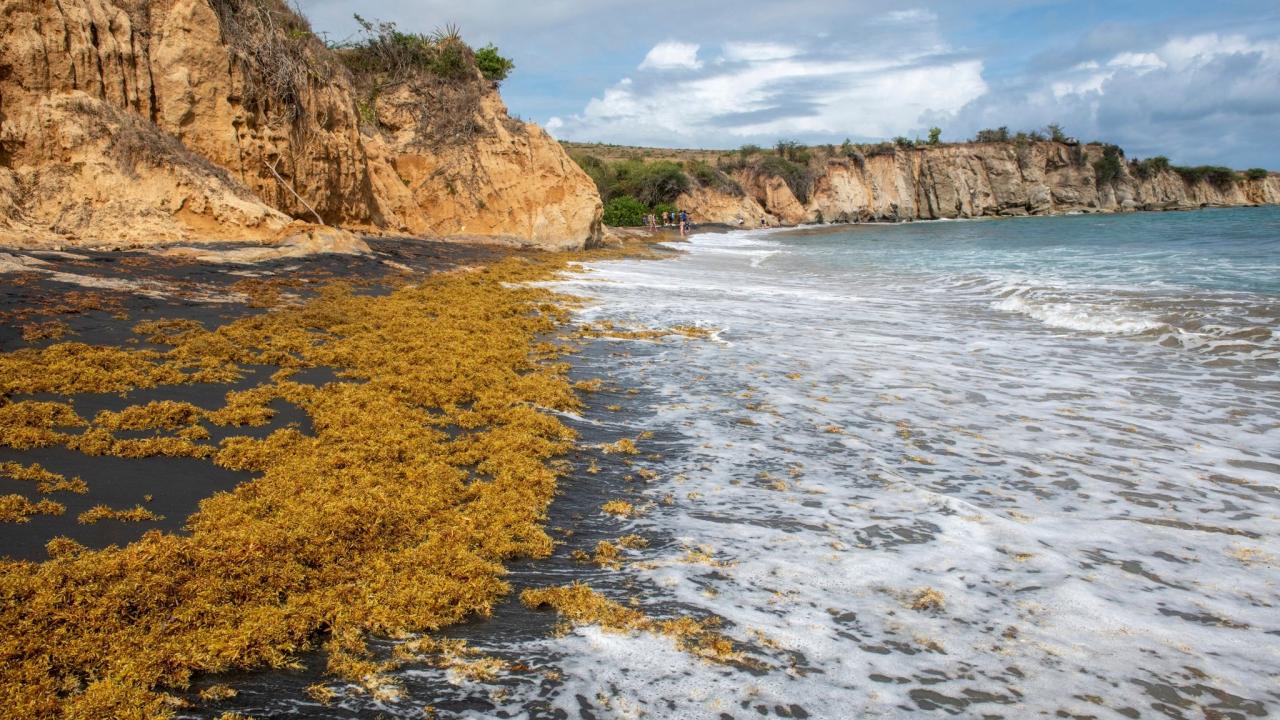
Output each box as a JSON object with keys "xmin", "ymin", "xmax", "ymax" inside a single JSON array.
[{"xmin": 485, "ymin": 217, "xmax": 1280, "ymax": 720}]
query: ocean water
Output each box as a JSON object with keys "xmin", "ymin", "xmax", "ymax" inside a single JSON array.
[
  {"xmin": 197, "ymin": 208, "xmax": 1279, "ymax": 719},
  {"xmin": 512, "ymin": 208, "xmax": 1280, "ymax": 719}
]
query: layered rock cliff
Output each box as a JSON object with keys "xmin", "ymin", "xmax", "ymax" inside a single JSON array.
[
  {"xmin": 0, "ymin": 0, "xmax": 602, "ymax": 251},
  {"xmin": 681, "ymin": 142, "xmax": 1279, "ymax": 227}
]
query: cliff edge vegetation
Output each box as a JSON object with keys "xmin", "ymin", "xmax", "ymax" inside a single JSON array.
[
  {"xmin": 0, "ymin": 0, "xmax": 602, "ymax": 252},
  {"xmin": 564, "ymin": 130, "xmax": 1278, "ymax": 228}
]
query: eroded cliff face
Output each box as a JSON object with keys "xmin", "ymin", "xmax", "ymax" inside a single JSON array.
[
  {"xmin": 370, "ymin": 89, "xmax": 602, "ymax": 251},
  {"xmin": 0, "ymin": 0, "xmax": 601, "ymax": 251},
  {"xmin": 680, "ymin": 142, "xmax": 1280, "ymax": 227}
]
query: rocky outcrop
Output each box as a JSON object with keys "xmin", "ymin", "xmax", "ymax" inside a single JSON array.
[
  {"xmin": 0, "ymin": 0, "xmax": 601, "ymax": 252},
  {"xmin": 679, "ymin": 142, "xmax": 1280, "ymax": 227},
  {"xmin": 370, "ymin": 90, "xmax": 602, "ymax": 251},
  {"xmin": 677, "ymin": 185, "xmax": 777, "ymax": 228}
]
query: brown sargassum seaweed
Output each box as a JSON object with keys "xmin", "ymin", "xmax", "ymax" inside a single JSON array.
[{"xmin": 0, "ymin": 256, "xmax": 595, "ymax": 718}]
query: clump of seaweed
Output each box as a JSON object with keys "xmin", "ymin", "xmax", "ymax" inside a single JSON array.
[
  {"xmin": 132, "ymin": 318, "xmax": 207, "ymax": 345},
  {"xmin": 0, "ymin": 253, "xmax": 608, "ymax": 717},
  {"xmin": 20, "ymin": 320, "xmax": 70, "ymax": 342},
  {"xmin": 0, "ymin": 495, "xmax": 66, "ymax": 523},
  {"xmin": 0, "ymin": 288, "xmax": 128, "ymax": 330},
  {"xmin": 68, "ymin": 429, "xmax": 214, "ymax": 460},
  {"xmin": 45, "ymin": 537, "xmax": 87, "ymax": 558},
  {"xmin": 591, "ymin": 540, "xmax": 623, "ymax": 568},
  {"xmin": 77, "ymin": 504, "xmax": 164, "ymax": 524},
  {"xmin": 0, "ymin": 401, "xmax": 86, "ymax": 449},
  {"xmin": 228, "ymin": 277, "xmax": 301, "ymax": 308},
  {"xmin": 601, "ymin": 438, "xmax": 638, "ymax": 455},
  {"xmin": 94, "ymin": 401, "xmax": 206, "ymax": 431},
  {"xmin": 197, "ymin": 684, "xmax": 238, "ymax": 702},
  {"xmin": 909, "ymin": 587, "xmax": 946, "ymax": 612},
  {"xmin": 0, "ymin": 461, "xmax": 87, "ymax": 494},
  {"xmin": 393, "ymin": 636, "xmax": 508, "ymax": 683},
  {"xmin": 305, "ymin": 684, "xmax": 337, "ymax": 704},
  {"xmin": 521, "ymin": 583, "xmax": 747, "ymax": 665},
  {"xmin": 577, "ymin": 320, "xmax": 717, "ymax": 342},
  {"xmin": 601, "ymin": 500, "xmax": 637, "ymax": 518}
]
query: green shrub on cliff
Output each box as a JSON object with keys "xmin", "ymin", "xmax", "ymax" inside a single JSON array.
[
  {"xmin": 1174, "ymin": 165, "xmax": 1238, "ymax": 188},
  {"xmin": 864, "ymin": 142, "xmax": 896, "ymax": 157},
  {"xmin": 603, "ymin": 196, "xmax": 647, "ymax": 226},
  {"xmin": 974, "ymin": 127, "xmax": 1010, "ymax": 143},
  {"xmin": 337, "ymin": 17, "xmax": 470, "ymax": 79},
  {"xmin": 927, "ymin": 127, "xmax": 942, "ymax": 145},
  {"xmin": 758, "ymin": 155, "xmax": 815, "ymax": 203},
  {"xmin": 572, "ymin": 156, "xmax": 691, "ymax": 207},
  {"xmin": 1245, "ymin": 168, "xmax": 1269, "ymax": 180},
  {"xmin": 774, "ymin": 140, "xmax": 812, "ymax": 164},
  {"xmin": 687, "ymin": 160, "xmax": 744, "ymax": 197},
  {"xmin": 330, "ymin": 16, "xmax": 503, "ymax": 143},
  {"xmin": 616, "ymin": 161, "xmax": 690, "ymax": 206},
  {"xmin": 1131, "ymin": 156, "xmax": 1170, "ymax": 180},
  {"xmin": 1093, "ymin": 144, "xmax": 1124, "ymax": 186},
  {"xmin": 475, "ymin": 44, "xmax": 515, "ymax": 83}
]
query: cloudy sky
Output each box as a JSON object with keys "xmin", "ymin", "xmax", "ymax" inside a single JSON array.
[{"xmin": 296, "ymin": 0, "xmax": 1280, "ymax": 167}]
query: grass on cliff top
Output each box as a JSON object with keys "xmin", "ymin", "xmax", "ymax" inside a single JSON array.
[
  {"xmin": 329, "ymin": 16, "xmax": 516, "ymax": 145},
  {"xmin": 0, "ymin": 250, "xmax": 625, "ymax": 718}
]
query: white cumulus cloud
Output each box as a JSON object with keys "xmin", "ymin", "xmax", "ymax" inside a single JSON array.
[
  {"xmin": 549, "ymin": 13, "xmax": 986, "ymax": 147},
  {"xmin": 638, "ymin": 41, "xmax": 703, "ymax": 71},
  {"xmin": 931, "ymin": 32, "xmax": 1280, "ymax": 166}
]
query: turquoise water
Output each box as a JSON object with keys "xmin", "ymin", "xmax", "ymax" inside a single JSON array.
[
  {"xmin": 788, "ymin": 208, "xmax": 1280, "ymax": 293},
  {"xmin": 519, "ymin": 207, "xmax": 1280, "ymax": 718}
]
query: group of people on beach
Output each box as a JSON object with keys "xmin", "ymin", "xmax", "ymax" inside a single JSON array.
[{"xmin": 647, "ymin": 210, "xmax": 690, "ymax": 236}]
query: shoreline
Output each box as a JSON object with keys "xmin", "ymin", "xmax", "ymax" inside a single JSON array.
[
  {"xmin": 0, "ymin": 235, "xmax": 669, "ymax": 716},
  {"xmin": 623, "ymin": 199, "xmax": 1278, "ymax": 242}
]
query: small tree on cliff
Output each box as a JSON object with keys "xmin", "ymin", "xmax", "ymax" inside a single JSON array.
[
  {"xmin": 1093, "ymin": 144, "xmax": 1125, "ymax": 186},
  {"xmin": 927, "ymin": 127, "xmax": 942, "ymax": 145},
  {"xmin": 1046, "ymin": 123, "xmax": 1068, "ymax": 143},
  {"xmin": 475, "ymin": 44, "xmax": 515, "ymax": 83},
  {"xmin": 974, "ymin": 127, "xmax": 1010, "ymax": 143}
]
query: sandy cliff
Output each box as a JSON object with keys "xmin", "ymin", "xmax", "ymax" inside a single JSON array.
[
  {"xmin": 0, "ymin": 0, "xmax": 601, "ymax": 251},
  {"xmin": 680, "ymin": 142, "xmax": 1280, "ymax": 226},
  {"xmin": 369, "ymin": 88, "xmax": 602, "ymax": 251}
]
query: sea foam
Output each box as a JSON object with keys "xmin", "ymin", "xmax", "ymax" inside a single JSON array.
[{"xmin": 505, "ymin": 219, "xmax": 1280, "ymax": 719}]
